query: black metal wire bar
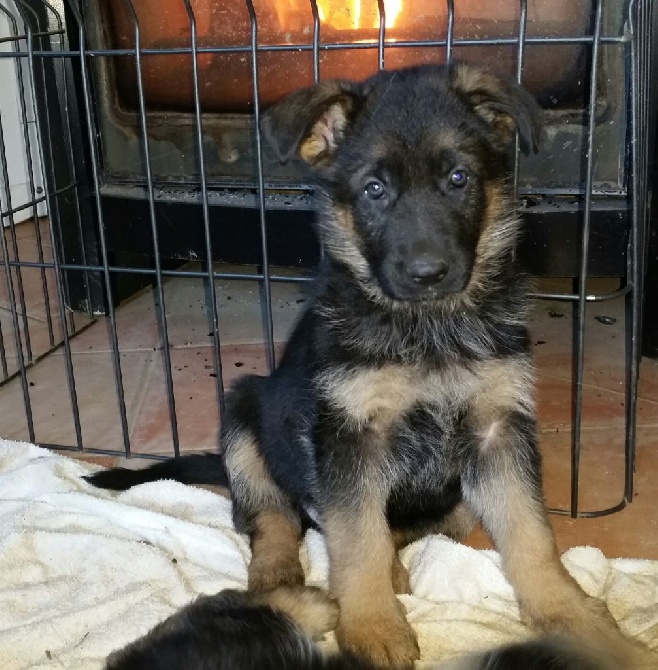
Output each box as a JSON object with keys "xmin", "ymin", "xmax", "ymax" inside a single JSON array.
[
  {"xmin": 44, "ymin": 0, "xmax": 93, "ymax": 322},
  {"xmin": 0, "ymin": 34, "xmax": 630, "ymax": 61},
  {"xmin": 34, "ymin": 0, "xmax": 78, "ymax": 336},
  {"xmin": 0, "ymin": 3, "xmax": 17, "ymax": 387},
  {"xmin": 570, "ymin": 0, "xmax": 604, "ymax": 518},
  {"xmin": 64, "ymin": 0, "xmax": 132, "ymax": 455},
  {"xmin": 624, "ymin": 2, "xmax": 639, "ymax": 506},
  {"xmin": 309, "ymin": 0, "xmax": 320, "ymax": 83},
  {"xmin": 4, "ymin": 259, "xmax": 313, "ymax": 283},
  {"xmin": 307, "ymin": 1, "xmax": 327, "ymax": 266},
  {"xmin": 123, "ymin": 0, "xmax": 180, "ymax": 457},
  {"xmin": 308, "ymin": 0, "xmax": 324, "ymax": 266},
  {"xmin": 1, "ymin": 197, "xmax": 45, "ymax": 219},
  {"xmin": 42, "ymin": 443, "xmax": 171, "ymax": 461},
  {"xmin": 0, "ymin": 120, "xmax": 34, "ymax": 439},
  {"xmin": 245, "ymin": 0, "xmax": 275, "ymax": 373},
  {"xmin": 0, "ymin": 317, "xmax": 8, "ymax": 379},
  {"xmin": 0, "ymin": 77, "xmax": 33, "ymax": 371},
  {"xmin": 376, "ymin": 0, "xmax": 385, "ymax": 70},
  {"xmin": 0, "ymin": 323, "xmax": 9, "ymax": 380},
  {"xmin": 1, "ymin": 183, "xmax": 76, "ymax": 219},
  {"xmin": 0, "ymin": 7, "xmax": 45, "ymax": 371},
  {"xmin": 0, "ymin": 4, "xmax": 55, "ymax": 349},
  {"xmin": 624, "ymin": 0, "xmax": 650, "ymax": 504},
  {"xmin": 5, "ymin": 256, "xmax": 635, "ymax": 303},
  {"xmin": 0, "ymin": 122, "xmax": 33, "ymax": 363},
  {"xmin": 625, "ymin": 0, "xmax": 658, "ymax": 501},
  {"xmin": 102, "ymin": 180, "xmax": 622, "ymax": 197},
  {"xmin": 0, "ymin": 206, "xmax": 34, "ymax": 442},
  {"xmin": 530, "ymin": 285, "xmax": 633, "ymax": 302},
  {"xmin": 445, "ymin": 0, "xmax": 454, "ymax": 64},
  {"xmin": 181, "ymin": 0, "xmax": 226, "ymax": 420},
  {"xmin": 512, "ymin": 0, "xmax": 528, "ymax": 196},
  {"xmin": 20, "ymin": 0, "xmax": 72, "ymax": 348},
  {"xmin": 0, "ymin": 28, "xmax": 62, "ymax": 45},
  {"xmin": 548, "ymin": 500, "xmax": 627, "ymax": 518},
  {"xmin": 0, "ymin": 318, "xmax": 98, "ymax": 388},
  {"xmin": 16, "ymin": 0, "xmax": 84, "ymax": 449}
]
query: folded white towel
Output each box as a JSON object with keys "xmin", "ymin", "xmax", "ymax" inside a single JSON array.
[{"xmin": 0, "ymin": 439, "xmax": 656, "ymax": 669}]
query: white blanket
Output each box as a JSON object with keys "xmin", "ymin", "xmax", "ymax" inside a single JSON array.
[{"xmin": 0, "ymin": 439, "xmax": 656, "ymax": 669}]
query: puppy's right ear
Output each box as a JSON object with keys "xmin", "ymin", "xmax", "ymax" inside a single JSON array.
[{"xmin": 261, "ymin": 80, "xmax": 363, "ymax": 168}]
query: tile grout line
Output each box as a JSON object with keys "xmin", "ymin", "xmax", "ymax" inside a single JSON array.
[{"xmin": 538, "ymin": 370, "xmax": 658, "ymax": 408}]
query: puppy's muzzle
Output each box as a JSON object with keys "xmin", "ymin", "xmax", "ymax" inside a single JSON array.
[{"xmin": 406, "ymin": 255, "xmax": 449, "ymax": 286}]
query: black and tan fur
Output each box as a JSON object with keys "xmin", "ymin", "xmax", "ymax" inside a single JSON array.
[
  {"xmin": 104, "ymin": 586, "xmax": 341, "ymax": 670},
  {"xmin": 88, "ymin": 63, "xmax": 652, "ymax": 669},
  {"xmin": 105, "ymin": 585, "xmax": 613, "ymax": 670}
]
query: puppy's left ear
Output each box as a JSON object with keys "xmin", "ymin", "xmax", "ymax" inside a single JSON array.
[
  {"xmin": 261, "ymin": 80, "xmax": 363, "ymax": 168},
  {"xmin": 450, "ymin": 63, "xmax": 544, "ymax": 154}
]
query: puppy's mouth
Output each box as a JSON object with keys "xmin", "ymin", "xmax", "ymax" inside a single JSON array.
[{"xmin": 377, "ymin": 277, "xmax": 471, "ymax": 303}]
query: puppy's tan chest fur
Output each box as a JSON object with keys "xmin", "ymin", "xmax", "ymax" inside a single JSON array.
[{"xmin": 317, "ymin": 358, "xmax": 533, "ymax": 435}]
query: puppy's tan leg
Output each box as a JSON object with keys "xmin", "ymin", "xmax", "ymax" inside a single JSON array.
[
  {"xmin": 248, "ymin": 509, "xmax": 305, "ymax": 592},
  {"xmin": 463, "ymin": 359, "xmax": 633, "ymax": 661},
  {"xmin": 472, "ymin": 481, "xmax": 609, "ymax": 634},
  {"xmin": 435, "ymin": 502, "xmax": 478, "ymax": 541},
  {"xmin": 388, "ymin": 502, "xmax": 477, "ymax": 596},
  {"xmin": 464, "ymin": 468, "xmax": 655, "ymax": 667},
  {"xmin": 389, "ymin": 530, "xmax": 412, "ymax": 594},
  {"xmin": 326, "ymin": 498, "xmax": 419, "ymax": 669},
  {"xmin": 392, "ymin": 553, "xmax": 411, "ymax": 595},
  {"xmin": 223, "ymin": 430, "xmax": 305, "ymax": 592}
]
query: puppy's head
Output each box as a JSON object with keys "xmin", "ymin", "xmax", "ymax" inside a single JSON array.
[{"xmin": 262, "ymin": 63, "xmax": 543, "ymax": 304}]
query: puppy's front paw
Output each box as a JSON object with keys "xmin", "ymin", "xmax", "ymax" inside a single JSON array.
[{"xmin": 336, "ymin": 610, "xmax": 419, "ymax": 669}]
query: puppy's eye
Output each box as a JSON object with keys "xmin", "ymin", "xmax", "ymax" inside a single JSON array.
[
  {"xmin": 449, "ymin": 169, "xmax": 469, "ymax": 188},
  {"xmin": 364, "ymin": 180, "xmax": 386, "ymax": 200}
]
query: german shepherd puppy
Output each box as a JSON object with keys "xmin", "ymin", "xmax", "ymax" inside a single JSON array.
[{"xmin": 88, "ymin": 63, "xmax": 650, "ymax": 668}]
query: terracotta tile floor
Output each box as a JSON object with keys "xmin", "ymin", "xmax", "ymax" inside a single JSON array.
[{"xmin": 2, "ymin": 219, "xmax": 658, "ymax": 560}]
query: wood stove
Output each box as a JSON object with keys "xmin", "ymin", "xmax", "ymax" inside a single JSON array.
[{"xmin": 74, "ymin": 0, "xmax": 641, "ymax": 283}]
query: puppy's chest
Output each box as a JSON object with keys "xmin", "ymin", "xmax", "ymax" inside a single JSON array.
[
  {"xmin": 316, "ymin": 355, "xmax": 534, "ymax": 437},
  {"xmin": 316, "ymin": 363, "xmax": 479, "ymax": 431}
]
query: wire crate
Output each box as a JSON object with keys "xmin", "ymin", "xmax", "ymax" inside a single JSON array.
[{"xmin": 0, "ymin": 0, "xmax": 655, "ymax": 518}]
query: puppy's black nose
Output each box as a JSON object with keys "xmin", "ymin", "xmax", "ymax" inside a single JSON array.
[{"xmin": 406, "ymin": 257, "xmax": 449, "ymax": 285}]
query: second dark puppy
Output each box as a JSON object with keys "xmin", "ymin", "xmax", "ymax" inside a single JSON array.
[
  {"xmin": 88, "ymin": 63, "xmax": 647, "ymax": 668},
  {"xmin": 105, "ymin": 586, "xmax": 611, "ymax": 670}
]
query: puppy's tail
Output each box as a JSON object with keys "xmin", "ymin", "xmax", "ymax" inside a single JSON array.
[
  {"xmin": 85, "ymin": 375, "xmax": 267, "ymax": 492},
  {"xmin": 84, "ymin": 453, "xmax": 228, "ymax": 491}
]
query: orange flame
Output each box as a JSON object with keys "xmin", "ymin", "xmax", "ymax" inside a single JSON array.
[
  {"xmin": 317, "ymin": 1, "xmax": 403, "ymax": 30},
  {"xmin": 276, "ymin": 1, "xmax": 404, "ymax": 32}
]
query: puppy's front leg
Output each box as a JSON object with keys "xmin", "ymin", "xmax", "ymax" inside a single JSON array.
[
  {"xmin": 462, "ymin": 401, "xmax": 616, "ymax": 639},
  {"xmin": 318, "ymin": 416, "xmax": 419, "ymax": 669},
  {"xmin": 324, "ymin": 495, "xmax": 419, "ymax": 669},
  {"xmin": 461, "ymin": 417, "xmax": 656, "ymax": 666}
]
